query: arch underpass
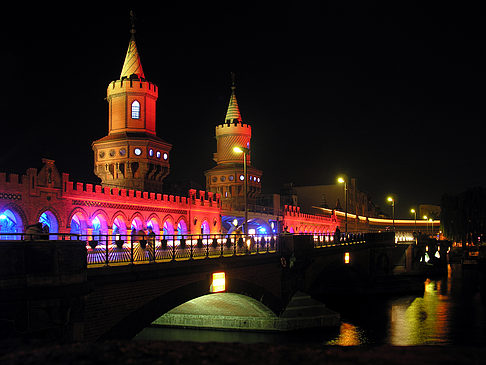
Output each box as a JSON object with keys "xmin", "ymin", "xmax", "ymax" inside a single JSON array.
[{"xmin": 150, "ymin": 293, "xmax": 279, "ymax": 331}]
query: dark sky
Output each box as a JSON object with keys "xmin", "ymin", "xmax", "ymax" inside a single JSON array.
[{"xmin": 2, "ymin": 3, "xmax": 485, "ymax": 218}]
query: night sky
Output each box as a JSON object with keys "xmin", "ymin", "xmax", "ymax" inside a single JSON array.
[{"xmin": 2, "ymin": 4, "xmax": 485, "ymax": 218}]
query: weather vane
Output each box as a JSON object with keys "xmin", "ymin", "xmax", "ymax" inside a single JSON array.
[{"xmin": 129, "ymin": 10, "xmax": 137, "ymax": 35}]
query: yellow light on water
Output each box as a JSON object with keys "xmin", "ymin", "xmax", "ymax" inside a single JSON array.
[{"xmin": 344, "ymin": 252, "xmax": 350, "ymax": 264}]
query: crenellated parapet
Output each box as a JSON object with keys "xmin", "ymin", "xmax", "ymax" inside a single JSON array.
[
  {"xmin": 0, "ymin": 159, "xmax": 222, "ymax": 235},
  {"xmin": 213, "ymin": 122, "xmax": 252, "ymax": 165},
  {"xmin": 106, "ymin": 75, "xmax": 158, "ymax": 136},
  {"xmin": 283, "ymin": 205, "xmax": 338, "ymax": 233}
]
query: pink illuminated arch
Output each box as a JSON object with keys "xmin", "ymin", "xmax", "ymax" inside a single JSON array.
[{"xmin": 200, "ymin": 220, "xmax": 210, "ymax": 235}]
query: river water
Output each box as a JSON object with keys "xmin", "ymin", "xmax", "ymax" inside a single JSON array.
[{"xmin": 135, "ymin": 264, "xmax": 486, "ymax": 345}]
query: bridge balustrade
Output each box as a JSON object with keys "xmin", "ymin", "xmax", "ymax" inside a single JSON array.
[{"xmin": 0, "ymin": 231, "xmax": 378, "ymax": 268}]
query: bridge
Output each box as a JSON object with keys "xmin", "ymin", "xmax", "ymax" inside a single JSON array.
[{"xmin": 0, "ymin": 232, "xmax": 436, "ymax": 342}]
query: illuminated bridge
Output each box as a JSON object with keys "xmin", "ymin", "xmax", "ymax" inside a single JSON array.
[{"xmin": 0, "ymin": 231, "xmax": 441, "ymax": 342}]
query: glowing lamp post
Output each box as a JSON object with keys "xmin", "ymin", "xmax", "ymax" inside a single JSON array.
[
  {"xmin": 410, "ymin": 208, "xmax": 417, "ymax": 232},
  {"xmin": 337, "ymin": 177, "xmax": 348, "ymax": 236},
  {"xmin": 233, "ymin": 146, "xmax": 249, "ymax": 236},
  {"xmin": 387, "ymin": 196, "xmax": 395, "ymax": 231}
]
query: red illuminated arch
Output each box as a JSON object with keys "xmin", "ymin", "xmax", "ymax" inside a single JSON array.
[
  {"xmin": 146, "ymin": 213, "xmax": 161, "ymax": 235},
  {"xmin": 162, "ymin": 215, "xmax": 175, "ymax": 235},
  {"xmin": 109, "ymin": 210, "xmax": 129, "ymax": 228}
]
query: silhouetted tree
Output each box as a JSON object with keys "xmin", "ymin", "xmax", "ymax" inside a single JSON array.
[{"xmin": 441, "ymin": 187, "xmax": 486, "ymax": 244}]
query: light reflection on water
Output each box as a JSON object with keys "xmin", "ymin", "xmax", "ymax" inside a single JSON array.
[
  {"xmin": 135, "ymin": 264, "xmax": 486, "ymax": 345},
  {"xmin": 326, "ymin": 264, "xmax": 486, "ymax": 345},
  {"xmin": 326, "ymin": 323, "xmax": 368, "ymax": 346}
]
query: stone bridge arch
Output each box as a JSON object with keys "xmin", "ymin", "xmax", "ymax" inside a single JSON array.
[{"xmin": 86, "ymin": 262, "xmax": 283, "ymax": 341}]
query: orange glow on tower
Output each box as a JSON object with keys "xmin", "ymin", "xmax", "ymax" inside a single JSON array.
[
  {"xmin": 205, "ymin": 74, "xmax": 262, "ymax": 209},
  {"xmin": 92, "ymin": 15, "xmax": 172, "ymax": 193}
]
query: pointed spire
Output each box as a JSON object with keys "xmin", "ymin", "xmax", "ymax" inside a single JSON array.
[
  {"xmin": 120, "ymin": 11, "xmax": 145, "ymax": 79},
  {"xmin": 225, "ymin": 72, "xmax": 242, "ymax": 123}
]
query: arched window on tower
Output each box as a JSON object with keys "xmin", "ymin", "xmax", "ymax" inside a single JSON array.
[{"xmin": 131, "ymin": 100, "xmax": 140, "ymax": 119}]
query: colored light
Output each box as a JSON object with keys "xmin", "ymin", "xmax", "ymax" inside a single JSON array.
[
  {"xmin": 232, "ymin": 219, "xmax": 238, "ymax": 226},
  {"xmin": 0, "ymin": 214, "xmax": 6, "ymax": 220},
  {"xmin": 233, "ymin": 146, "xmax": 243, "ymax": 154},
  {"xmin": 337, "ymin": 177, "xmax": 345, "ymax": 184},
  {"xmin": 344, "ymin": 252, "xmax": 350, "ymax": 264},
  {"xmin": 211, "ymin": 272, "xmax": 226, "ymax": 293}
]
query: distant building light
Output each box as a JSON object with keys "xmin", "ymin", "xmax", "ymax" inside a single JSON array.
[{"xmin": 210, "ymin": 272, "xmax": 226, "ymax": 293}]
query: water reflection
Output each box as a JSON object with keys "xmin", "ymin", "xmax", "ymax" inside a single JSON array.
[
  {"xmin": 389, "ymin": 279, "xmax": 451, "ymax": 345},
  {"xmin": 136, "ymin": 264, "xmax": 486, "ymax": 345},
  {"xmin": 326, "ymin": 322, "xmax": 368, "ymax": 345},
  {"xmin": 326, "ymin": 264, "xmax": 486, "ymax": 345}
]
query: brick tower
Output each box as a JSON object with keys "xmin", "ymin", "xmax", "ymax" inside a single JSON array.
[
  {"xmin": 205, "ymin": 75, "xmax": 262, "ymax": 210},
  {"xmin": 92, "ymin": 16, "xmax": 172, "ymax": 193}
]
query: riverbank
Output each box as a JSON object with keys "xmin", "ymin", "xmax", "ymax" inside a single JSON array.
[{"xmin": 1, "ymin": 340, "xmax": 485, "ymax": 364}]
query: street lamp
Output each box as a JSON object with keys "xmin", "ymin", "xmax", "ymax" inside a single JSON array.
[
  {"xmin": 410, "ymin": 208, "xmax": 417, "ymax": 231},
  {"xmin": 337, "ymin": 177, "xmax": 348, "ymax": 235},
  {"xmin": 387, "ymin": 196, "xmax": 395, "ymax": 231},
  {"xmin": 233, "ymin": 146, "xmax": 249, "ymax": 236},
  {"xmin": 423, "ymin": 215, "xmax": 428, "ymax": 235}
]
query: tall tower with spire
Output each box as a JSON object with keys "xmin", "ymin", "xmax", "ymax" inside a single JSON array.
[
  {"xmin": 92, "ymin": 13, "xmax": 172, "ymax": 193},
  {"xmin": 205, "ymin": 75, "xmax": 262, "ymax": 210}
]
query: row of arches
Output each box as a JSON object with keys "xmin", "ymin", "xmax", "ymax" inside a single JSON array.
[{"xmin": 0, "ymin": 205, "xmax": 213, "ymax": 240}]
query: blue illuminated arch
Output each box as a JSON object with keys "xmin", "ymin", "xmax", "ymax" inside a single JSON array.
[
  {"xmin": 0, "ymin": 208, "xmax": 23, "ymax": 240},
  {"xmin": 39, "ymin": 210, "xmax": 59, "ymax": 239}
]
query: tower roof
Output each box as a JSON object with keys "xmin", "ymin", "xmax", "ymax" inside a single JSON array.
[
  {"xmin": 120, "ymin": 16, "xmax": 145, "ymax": 79},
  {"xmin": 225, "ymin": 75, "xmax": 242, "ymax": 123}
]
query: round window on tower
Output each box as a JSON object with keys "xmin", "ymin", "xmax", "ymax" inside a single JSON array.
[
  {"xmin": 99, "ymin": 151, "xmax": 105, "ymax": 159},
  {"xmin": 156, "ymin": 151, "xmax": 161, "ymax": 159},
  {"xmin": 163, "ymin": 152, "xmax": 168, "ymax": 160},
  {"xmin": 220, "ymin": 176, "xmax": 226, "ymax": 182},
  {"xmin": 228, "ymin": 175, "xmax": 234, "ymax": 181},
  {"xmin": 239, "ymin": 175, "xmax": 245, "ymax": 181},
  {"xmin": 109, "ymin": 149, "xmax": 116, "ymax": 157},
  {"xmin": 119, "ymin": 148, "xmax": 126, "ymax": 156},
  {"xmin": 149, "ymin": 149, "xmax": 154, "ymax": 157},
  {"xmin": 134, "ymin": 148, "xmax": 142, "ymax": 156}
]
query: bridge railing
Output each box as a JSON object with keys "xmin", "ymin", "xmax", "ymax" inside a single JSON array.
[
  {"xmin": 83, "ymin": 233, "xmax": 279, "ymax": 267},
  {"xmin": 0, "ymin": 231, "xmax": 390, "ymax": 267},
  {"xmin": 310, "ymin": 232, "xmax": 367, "ymax": 247}
]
